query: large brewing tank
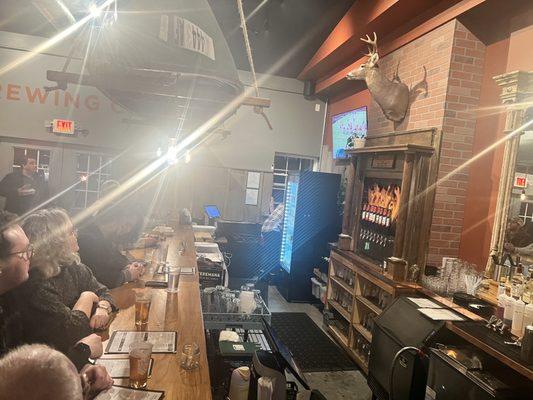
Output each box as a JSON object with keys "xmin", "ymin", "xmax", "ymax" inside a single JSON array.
[{"xmin": 84, "ymin": 0, "xmax": 243, "ymax": 134}]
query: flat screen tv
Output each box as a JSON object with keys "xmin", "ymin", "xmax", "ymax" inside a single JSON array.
[{"xmin": 332, "ymin": 106, "xmax": 367, "ymax": 159}]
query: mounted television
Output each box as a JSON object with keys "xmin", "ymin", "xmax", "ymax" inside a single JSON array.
[{"xmin": 332, "ymin": 106, "xmax": 367, "ymax": 159}]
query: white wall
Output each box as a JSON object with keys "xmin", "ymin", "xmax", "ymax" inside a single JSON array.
[{"xmin": 196, "ymin": 70, "xmax": 326, "ymax": 172}]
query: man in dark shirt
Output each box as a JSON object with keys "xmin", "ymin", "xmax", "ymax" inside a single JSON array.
[
  {"xmin": 0, "ymin": 156, "xmax": 49, "ymax": 216},
  {"xmin": 77, "ymin": 209, "xmax": 145, "ymax": 289}
]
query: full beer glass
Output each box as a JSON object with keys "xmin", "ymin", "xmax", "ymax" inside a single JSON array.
[{"xmin": 129, "ymin": 341, "xmax": 153, "ymax": 388}]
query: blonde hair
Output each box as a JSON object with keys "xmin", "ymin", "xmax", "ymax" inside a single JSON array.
[{"xmin": 22, "ymin": 209, "xmax": 80, "ymax": 278}]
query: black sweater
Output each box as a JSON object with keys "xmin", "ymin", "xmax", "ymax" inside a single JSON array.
[
  {"xmin": 5, "ymin": 262, "xmax": 114, "ymax": 363},
  {"xmin": 77, "ymin": 221, "xmax": 131, "ymax": 289}
]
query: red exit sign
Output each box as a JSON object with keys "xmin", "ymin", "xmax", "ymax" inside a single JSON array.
[
  {"xmin": 515, "ymin": 175, "xmax": 527, "ymax": 188},
  {"xmin": 52, "ymin": 119, "xmax": 75, "ymax": 134}
]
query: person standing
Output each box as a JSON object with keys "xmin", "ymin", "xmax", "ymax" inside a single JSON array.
[{"xmin": 0, "ymin": 156, "xmax": 49, "ymax": 216}]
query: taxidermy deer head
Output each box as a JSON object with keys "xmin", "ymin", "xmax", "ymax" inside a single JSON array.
[{"xmin": 347, "ymin": 33, "xmax": 409, "ymax": 122}]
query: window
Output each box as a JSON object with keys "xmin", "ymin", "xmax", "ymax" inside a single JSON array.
[
  {"xmin": 518, "ymin": 200, "xmax": 533, "ymax": 223},
  {"xmin": 13, "ymin": 147, "xmax": 51, "ymax": 181},
  {"xmin": 74, "ymin": 153, "xmax": 113, "ymax": 209},
  {"xmin": 272, "ymin": 153, "xmax": 316, "ymax": 207}
]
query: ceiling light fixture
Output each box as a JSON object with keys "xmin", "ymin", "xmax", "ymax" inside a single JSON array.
[{"xmin": 166, "ymin": 138, "xmax": 178, "ymax": 165}]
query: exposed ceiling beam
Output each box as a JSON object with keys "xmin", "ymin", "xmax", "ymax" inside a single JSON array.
[{"xmin": 307, "ymin": 0, "xmax": 487, "ymax": 98}]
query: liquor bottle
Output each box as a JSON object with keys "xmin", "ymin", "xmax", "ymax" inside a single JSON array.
[
  {"xmin": 523, "ymin": 303, "xmax": 533, "ymax": 329},
  {"xmin": 512, "ymin": 299, "xmax": 526, "ymax": 337},
  {"xmin": 362, "ymin": 204, "xmax": 368, "ymax": 221},
  {"xmin": 385, "ymin": 209, "xmax": 391, "ymax": 227},
  {"xmin": 376, "ymin": 207, "xmax": 383, "ymax": 225},
  {"xmin": 503, "ymin": 295, "xmax": 514, "ymax": 326},
  {"xmin": 511, "ymin": 262, "xmax": 525, "ymax": 299},
  {"xmin": 522, "ymin": 277, "xmax": 533, "ymax": 304}
]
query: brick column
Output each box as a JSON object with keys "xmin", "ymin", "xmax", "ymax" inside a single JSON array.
[{"xmin": 427, "ymin": 21, "xmax": 486, "ymax": 265}]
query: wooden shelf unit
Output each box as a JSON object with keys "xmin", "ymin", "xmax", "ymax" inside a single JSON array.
[
  {"xmin": 353, "ymin": 323, "xmax": 372, "ymax": 342},
  {"xmin": 326, "ymin": 249, "xmax": 416, "ymax": 374},
  {"xmin": 330, "ymin": 275, "xmax": 355, "ymax": 295},
  {"xmin": 328, "ymin": 299, "xmax": 351, "ymax": 322},
  {"xmin": 326, "ymin": 130, "xmax": 439, "ymax": 374},
  {"xmin": 355, "ymin": 296, "xmax": 382, "ymax": 315}
]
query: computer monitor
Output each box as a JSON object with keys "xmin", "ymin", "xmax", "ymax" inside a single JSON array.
[{"xmin": 204, "ymin": 205, "xmax": 221, "ymax": 219}]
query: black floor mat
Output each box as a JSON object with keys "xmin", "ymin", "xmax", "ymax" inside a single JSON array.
[{"xmin": 270, "ymin": 312, "xmax": 357, "ymax": 373}]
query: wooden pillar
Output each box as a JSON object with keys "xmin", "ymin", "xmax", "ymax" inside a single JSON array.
[
  {"xmin": 393, "ymin": 152, "xmax": 414, "ymax": 258},
  {"xmin": 342, "ymin": 158, "xmax": 356, "ymax": 235}
]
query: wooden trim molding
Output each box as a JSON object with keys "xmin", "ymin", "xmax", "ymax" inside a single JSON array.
[{"xmin": 485, "ymin": 70, "xmax": 533, "ymax": 277}]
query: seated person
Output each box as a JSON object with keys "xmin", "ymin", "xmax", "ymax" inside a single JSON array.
[
  {"xmin": 0, "ymin": 344, "xmax": 113, "ymax": 400},
  {"xmin": 506, "ymin": 217, "xmax": 531, "ymax": 247},
  {"xmin": 77, "ymin": 206, "xmax": 146, "ymax": 289},
  {"xmin": 505, "ymin": 221, "xmax": 533, "ymax": 259},
  {"xmin": 0, "ymin": 210, "xmax": 103, "ymax": 370},
  {"xmin": 6, "ymin": 209, "xmax": 115, "ymax": 361}
]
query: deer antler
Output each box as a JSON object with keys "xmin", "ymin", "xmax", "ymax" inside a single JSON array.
[{"xmin": 361, "ymin": 32, "xmax": 378, "ymax": 57}]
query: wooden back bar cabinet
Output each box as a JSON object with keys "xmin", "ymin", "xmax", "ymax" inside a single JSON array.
[{"xmin": 326, "ymin": 128, "xmax": 441, "ymax": 373}]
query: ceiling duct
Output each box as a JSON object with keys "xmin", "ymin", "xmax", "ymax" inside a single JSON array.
[{"xmin": 47, "ymin": 0, "xmax": 247, "ymax": 136}]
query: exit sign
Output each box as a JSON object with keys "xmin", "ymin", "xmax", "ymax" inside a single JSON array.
[
  {"xmin": 515, "ymin": 174, "xmax": 527, "ymax": 188},
  {"xmin": 52, "ymin": 119, "xmax": 75, "ymax": 135}
]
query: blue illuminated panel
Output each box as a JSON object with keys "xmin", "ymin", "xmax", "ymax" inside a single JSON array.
[{"xmin": 280, "ymin": 175, "xmax": 299, "ymax": 272}]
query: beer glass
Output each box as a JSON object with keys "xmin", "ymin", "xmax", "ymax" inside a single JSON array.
[
  {"xmin": 129, "ymin": 341, "xmax": 153, "ymax": 388},
  {"xmin": 158, "ymin": 242, "xmax": 169, "ymax": 266},
  {"xmin": 134, "ymin": 290, "xmax": 152, "ymax": 331},
  {"xmin": 167, "ymin": 267, "xmax": 180, "ymax": 293}
]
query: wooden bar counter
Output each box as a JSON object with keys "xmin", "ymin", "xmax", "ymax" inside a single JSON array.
[{"xmin": 104, "ymin": 226, "xmax": 212, "ymax": 400}]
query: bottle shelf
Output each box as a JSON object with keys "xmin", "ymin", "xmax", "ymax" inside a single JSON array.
[
  {"xmin": 330, "ymin": 275, "xmax": 355, "ymax": 295},
  {"xmin": 328, "ymin": 325, "xmax": 349, "ymax": 347},
  {"xmin": 356, "ymin": 296, "xmax": 382, "ymax": 315},
  {"xmin": 328, "ymin": 299, "xmax": 351, "ymax": 322},
  {"xmin": 353, "ymin": 323, "xmax": 372, "ymax": 342}
]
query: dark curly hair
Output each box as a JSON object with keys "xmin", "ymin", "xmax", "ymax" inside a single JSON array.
[{"xmin": 0, "ymin": 210, "xmax": 17, "ymax": 260}]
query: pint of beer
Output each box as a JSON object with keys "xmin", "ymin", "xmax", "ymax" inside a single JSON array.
[
  {"xmin": 129, "ymin": 341, "xmax": 153, "ymax": 389},
  {"xmin": 134, "ymin": 290, "xmax": 152, "ymax": 331}
]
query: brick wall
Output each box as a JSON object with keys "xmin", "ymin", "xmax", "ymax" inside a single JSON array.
[
  {"xmin": 366, "ymin": 20, "xmax": 486, "ymax": 266},
  {"xmin": 367, "ymin": 21, "xmax": 455, "ymax": 134},
  {"xmin": 429, "ymin": 22, "xmax": 486, "ymax": 265}
]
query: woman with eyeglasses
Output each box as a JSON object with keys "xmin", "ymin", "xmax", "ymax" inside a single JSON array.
[
  {"xmin": 5, "ymin": 209, "xmax": 115, "ymax": 363},
  {"xmin": 0, "ymin": 209, "xmax": 113, "ymax": 399}
]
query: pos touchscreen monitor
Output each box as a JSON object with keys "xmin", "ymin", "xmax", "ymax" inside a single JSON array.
[{"xmin": 204, "ymin": 205, "xmax": 221, "ymax": 219}]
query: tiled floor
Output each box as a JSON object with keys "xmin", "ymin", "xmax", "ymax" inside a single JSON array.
[{"xmin": 268, "ymin": 286, "xmax": 372, "ymax": 400}]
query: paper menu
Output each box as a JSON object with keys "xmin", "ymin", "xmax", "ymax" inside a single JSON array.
[
  {"xmin": 94, "ymin": 386, "xmax": 163, "ymax": 400},
  {"xmin": 418, "ymin": 308, "xmax": 464, "ymax": 321},
  {"xmin": 105, "ymin": 331, "xmax": 177, "ymax": 354},
  {"xmin": 95, "ymin": 358, "xmax": 154, "ymax": 378},
  {"xmin": 407, "ymin": 297, "xmax": 442, "ymax": 309}
]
